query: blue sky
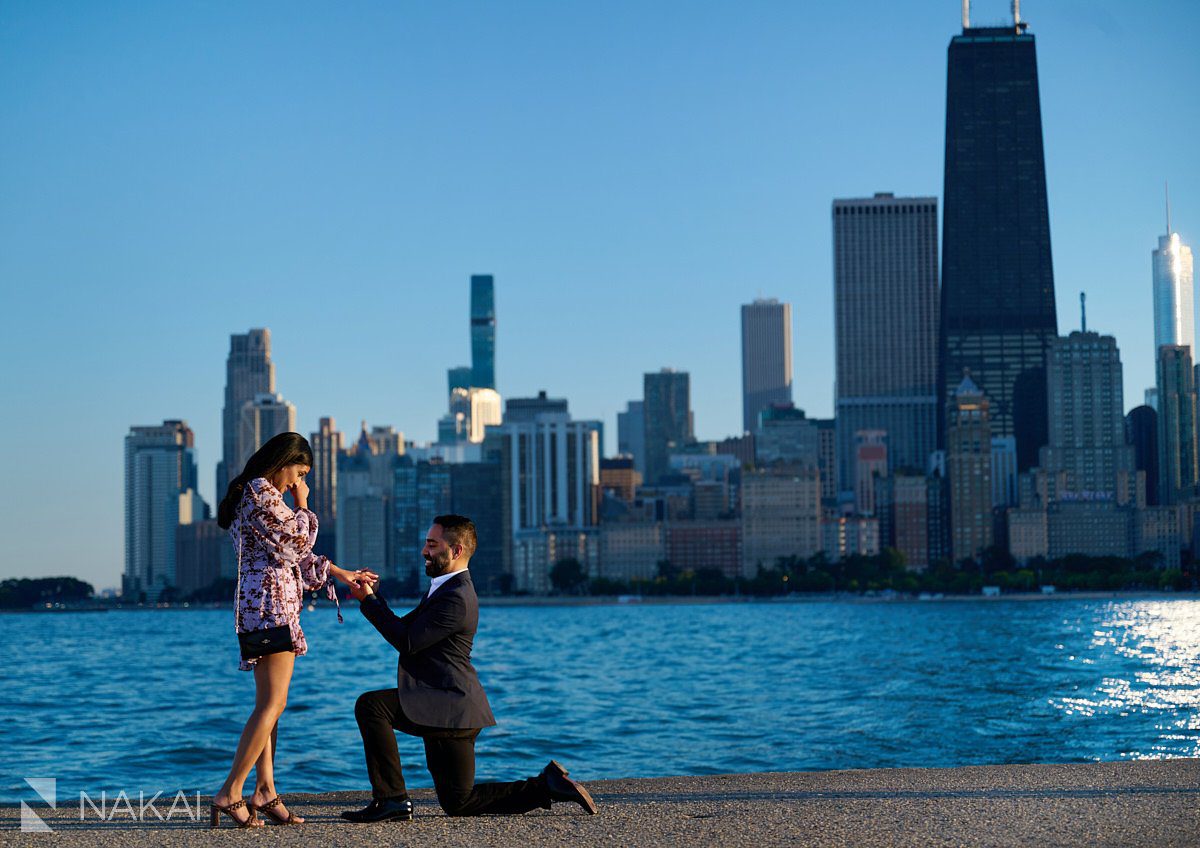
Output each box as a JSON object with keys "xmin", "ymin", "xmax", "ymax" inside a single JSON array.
[{"xmin": 1, "ymin": 0, "xmax": 1197, "ymax": 588}]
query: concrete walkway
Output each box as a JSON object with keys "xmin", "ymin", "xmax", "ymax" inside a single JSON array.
[{"xmin": 3, "ymin": 760, "xmax": 1197, "ymax": 847}]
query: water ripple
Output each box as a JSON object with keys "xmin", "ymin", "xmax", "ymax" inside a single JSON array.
[{"xmin": 0, "ymin": 598, "xmax": 1198, "ymax": 800}]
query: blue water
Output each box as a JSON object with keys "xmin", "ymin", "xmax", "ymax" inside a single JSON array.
[{"xmin": 2, "ymin": 598, "xmax": 1198, "ymax": 802}]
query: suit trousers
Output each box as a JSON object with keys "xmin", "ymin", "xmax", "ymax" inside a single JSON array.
[{"xmin": 354, "ymin": 688, "xmax": 550, "ymax": 816}]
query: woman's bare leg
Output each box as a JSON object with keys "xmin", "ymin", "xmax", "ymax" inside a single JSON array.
[
  {"xmin": 250, "ymin": 720, "xmax": 304, "ymax": 822},
  {"xmin": 213, "ymin": 652, "xmax": 295, "ymax": 823}
]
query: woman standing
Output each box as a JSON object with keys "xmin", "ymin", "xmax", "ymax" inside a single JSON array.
[{"xmin": 210, "ymin": 432, "xmax": 376, "ymax": 827}]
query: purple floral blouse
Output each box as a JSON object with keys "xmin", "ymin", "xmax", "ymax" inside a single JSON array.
[{"xmin": 230, "ymin": 477, "xmax": 341, "ymax": 671}]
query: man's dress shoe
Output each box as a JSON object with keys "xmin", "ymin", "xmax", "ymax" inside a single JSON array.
[
  {"xmin": 542, "ymin": 760, "xmax": 597, "ymax": 815},
  {"xmin": 340, "ymin": 797, "xmax": 414, "ymax": 823}
]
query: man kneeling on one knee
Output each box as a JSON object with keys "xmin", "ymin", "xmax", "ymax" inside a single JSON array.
[{"xmin": 341, "ymin": 515, "xmax": 597, "ymax": 822}]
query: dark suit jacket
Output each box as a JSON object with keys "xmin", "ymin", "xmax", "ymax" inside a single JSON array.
[{"xmin": 359, "ymin": 570, "xmax": 496, "ymax": 730}]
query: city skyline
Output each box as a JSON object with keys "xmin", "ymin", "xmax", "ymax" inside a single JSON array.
[{"xmin": 2, "ymin": 1, "xmax": 1198, "ymax": 589}]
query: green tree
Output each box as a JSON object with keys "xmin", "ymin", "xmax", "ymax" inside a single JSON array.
[
  {"xmin": 0, "ymin": 577, "xmax": 95, "ymax": 609},
  {"xmin": 550, "ymin": 558, "xmax": 588, "ymax": 594},
  {"xmin": 588, "ymin": 577, "xmax": 629, "ymax": 596}
]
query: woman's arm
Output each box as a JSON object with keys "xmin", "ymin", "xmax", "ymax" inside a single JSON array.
[{"xmin": 246, "ymin": 480, "xmax": 318, "ymax": 569}]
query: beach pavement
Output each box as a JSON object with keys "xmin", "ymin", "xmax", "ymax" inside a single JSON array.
[{"xmin": 2, "ymin": 760, "xmax": 1197, "ymax": 847}]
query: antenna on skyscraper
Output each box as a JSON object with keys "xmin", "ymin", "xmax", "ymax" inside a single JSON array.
[
  {"xmin": 962, "ymin": 0, "xmax": 970, "ymax": 29},
  {"xmin": 1012, "ymin": 0, "xmax": 1021, "ymax": 26},
  {"xmin": 1166, "ymin": 181, "xmax": 1173, "ymax": 236},
  {"xmin": 1080, "ymin": 292, "xmax": 1087, "ymax": 333}
]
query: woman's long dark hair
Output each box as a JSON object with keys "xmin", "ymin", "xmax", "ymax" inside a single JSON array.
[{"xmin": 217, "ymin": 431, "xmax": 315, "ymax": 529}]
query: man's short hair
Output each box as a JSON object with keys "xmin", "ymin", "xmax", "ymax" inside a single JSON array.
[{"xmin": 434, "ymin": 514, "xmax": 477, "ymax": 559}]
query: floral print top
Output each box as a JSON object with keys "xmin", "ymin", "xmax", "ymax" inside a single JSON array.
[{"xmin": 230, "ymin": 477, "xmax": 341, "ymax": 671}]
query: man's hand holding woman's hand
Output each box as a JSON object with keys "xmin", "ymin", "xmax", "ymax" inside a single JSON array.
[
  {"xmin": 330, "ymin": 566, "xmax": 380, "ymax": 587},
  {"xmin": 349, "ymin": 576, "xmax": 376, "ymax": 602}
]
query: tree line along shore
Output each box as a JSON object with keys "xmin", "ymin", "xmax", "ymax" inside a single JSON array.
[{"xmin": 4, "ymin": 548, "xmax": 1195, "ymax": 611}]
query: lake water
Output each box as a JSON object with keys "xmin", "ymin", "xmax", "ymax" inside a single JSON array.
[{"xmin": 2, "ymin": 597, "xmax": 1198, "ymax": 802}]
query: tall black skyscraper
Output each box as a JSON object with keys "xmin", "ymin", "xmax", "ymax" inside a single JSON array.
[
  {"xmin": 471, "ymin": 275, "xmax": 496, "ymax": 389},
  {"xmin": 939, "ymin": 14, "xmax": 1057, "ymax": 471},
  {"xmin": 1126, "ymin": 405, "xmax": 1159, "ymax": 506}
]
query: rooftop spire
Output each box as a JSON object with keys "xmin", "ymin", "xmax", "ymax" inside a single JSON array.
[
  {"xmin": 1166, "ymin": 181, "xmax": 1173, "ymax": 236},
  {"xmin": 1080, "ymin": 291, "xmax": 1087, "ymax": 333},
  {"xmin": 962, "ymin": 0, "xmax": 970, "ymax": 29}
]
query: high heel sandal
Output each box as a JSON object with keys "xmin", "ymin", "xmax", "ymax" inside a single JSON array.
[
  {"xmin": 248, "ymin": 796, "xmax": 302, "ymax": 825},
  {"xmin": 209, "ymin": 798, "xmax": 261, "ymax": 828}
]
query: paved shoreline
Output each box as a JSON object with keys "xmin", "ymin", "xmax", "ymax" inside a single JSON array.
[{"xmin": 4, "ymin": 760, "xmax": 1197, "ymax": 846}]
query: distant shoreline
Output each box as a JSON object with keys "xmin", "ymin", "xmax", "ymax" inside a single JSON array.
[{"xmin": 2, "ymin": 589, "xmax": 1195, "ymax": 613}]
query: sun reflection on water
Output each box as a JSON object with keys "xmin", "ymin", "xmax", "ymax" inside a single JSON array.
[{"xmin": 1048, "ymin": 601, "xmax": 1200, "ymax": 758}]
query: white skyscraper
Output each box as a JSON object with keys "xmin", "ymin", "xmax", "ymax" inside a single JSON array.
[
  {"xmin": 1152, "ymin": 201, "xmax": 1195, "ymax": 353},
  {"xmin": 124, "ymin": 420, "xmax": 205, "ymax": 601},
  {"xmin": 485, "ymin": 411, "xmax": 602, "ymax": 593}
]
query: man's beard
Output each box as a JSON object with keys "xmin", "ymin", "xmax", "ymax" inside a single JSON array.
[{"xmin": 424, "ymin": 550, "xmax": 453, "ymax": 577}]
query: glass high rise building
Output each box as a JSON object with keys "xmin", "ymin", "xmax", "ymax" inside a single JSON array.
[
  {"xmin": 1152, "ymin": 230, "xmax": 1195, "ymax": 353},
  {"xmin": 939, "ymin": 18, "xmax": 1057, "ymax": 472},
  {"xmin": 124, "ymin": 420, "xmax": 204, "ymax": 601},
  {"xmin": 643, "ymin": 369, "xmax": 693, "ymax": 485},
  {"xmin": 1156, "ymin": 345, "xmax": 1197, "ymax": 504},
  {"xmin": 471, "ymin": 275, "xmax": 496, "ymax": 390}
]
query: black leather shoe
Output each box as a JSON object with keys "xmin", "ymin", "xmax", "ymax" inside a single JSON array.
[
  {"xmin": 542, "ymin": 761, "xmax": 597, "ymax": 815},
  {"xmin": 340, "ymin": 797, "xmax": 414, "ymax": 823}
]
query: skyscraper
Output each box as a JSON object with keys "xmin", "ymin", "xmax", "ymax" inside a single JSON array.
[
  {"xmin": 217, "ymin": 329, "xmax": 274, "ymax": 498},
  {"xmin": 1156, "ymin": 345, "xmax": 1197, "ymax": 504},
  {"xmin": 485, "ymin": 410, "xmax": 602, "ymax": 593},
  {"xmin": 740, "ymin": 299, "xmax": 793, "ymax": 434},
  {"xmin": 947, "ymin": 376, "xmax": 993, "ymax": 562},
  {"xmin": 834, "ymin": 194, "xmax": 939, "ymax": 496},
  {"xmin": 471, "ymin": 275, "xmax": 496, "ymax": 390},
  {"xmin": 617, "ymin": 400, "xmax": 646, "ymax": 475},
  {"xmin": 449, "ymin": 462, "xmax": 505, "ymax": 593},
  {"xmin": 1152, "ymin": 205, "xmax": 1195, "ymax": 352},
  {"xmin": 643, "ymin": 369, "xmax": 693, "ymax": 485},
  {"xmin": 310, "ymin": 417, "xmax": 343, "ymax": 557},
  {"xmin": 235, "ymin": 392, "xmax": 296, "ymax": 475},
  {"xmin": 447, "ymin": 365, "xmax": 473, "ymax": 395},
  {"xmin": 1042, "ymin": 331, "xmax": 1135, "ymax": 499},
  {"xmin": 441, "ymin": 388, "xmax": 502, "ymax": 444},
  {"xmin": 940, "ymin": 17, "xmax": 1057, "ymax": 471},
  {"xmin": 1126, "ymin": 405, "xmax": 1159, "ymax": 506},
  {"xmin": 124, "ymin": 420, "xmax": 205, "ymax": 601},
  {"xmin": 392, "ymin": 456, "xmax": 453, "ymax": 589},
  {"xmin": 337, "ymin": 425, "xmax": 403, "ymax": 576}
]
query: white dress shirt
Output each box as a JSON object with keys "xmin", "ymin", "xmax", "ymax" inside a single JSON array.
[{"xmin": 426, "ymin": 567, "xmax": 469, "ymax": 599}]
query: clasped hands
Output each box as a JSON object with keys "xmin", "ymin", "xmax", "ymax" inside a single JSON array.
[
  {"xmin": 330, "ymin": 565, "xmax": 380, "ymax": 601},
  {"xmin": 347, "ymin": 572, "xmax": 378, "ymax": 601},
  {"xmin": 330, "ymin": 565, "xmax": 378, "ymax": 601}
]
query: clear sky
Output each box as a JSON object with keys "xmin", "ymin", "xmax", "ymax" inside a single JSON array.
[{"xmin": 1, "ymin": 0, "xmax": 1197, "ymax": 589}]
